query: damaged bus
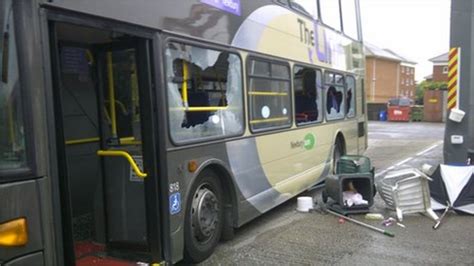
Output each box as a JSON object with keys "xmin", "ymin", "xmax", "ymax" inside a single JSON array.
[{"xmin": 0, "ymin": 0, "xmax": 366, "ymax": 264}]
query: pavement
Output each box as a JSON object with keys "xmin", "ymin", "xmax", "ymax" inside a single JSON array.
[{"xmin": 200, "ymin": 121, "xmax": 474, "ymax": 265}]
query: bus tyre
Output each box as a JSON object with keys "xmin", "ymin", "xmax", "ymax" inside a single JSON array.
[{"xmin": 184, "ymin": 170, "xmax": 224, "ymax": 263}]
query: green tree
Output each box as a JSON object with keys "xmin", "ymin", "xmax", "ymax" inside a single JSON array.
[{"xmin": 415, "ymin": 80, "xmax": 448, "ymax": 105}]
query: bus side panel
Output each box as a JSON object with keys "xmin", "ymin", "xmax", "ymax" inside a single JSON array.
[
  {"xmin": 3, "ymin": 252, "xmax": 44, "ymax": 266},
  {"xmin": 0, "ymin": 180, "xmax": 45, "ymax": 264},
  {"xmin": 47, "ymin": 0, "xmax": 271, "ymax": 46},
  {"xmin": 166, "ymin": 142, "xmax": 256, "ymax": 263}
]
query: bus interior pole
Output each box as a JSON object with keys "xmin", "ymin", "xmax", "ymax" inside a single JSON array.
[{"xmin": 444, "ymin": 0, "xmax": 474, "ymax": 164}]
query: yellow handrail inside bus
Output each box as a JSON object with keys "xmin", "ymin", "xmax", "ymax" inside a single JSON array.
[
  {"xmin": 186, "ymin": 106, "xmax": 228, "ymax": 112},
  {"xmin": 120, "ymin": 136, "xmax": 141, "ymax": 145},
  {"xmin": 85, "ymin": 49, "xmax": 94, "ymax": 65},
  {"xmin": 248, "ymin": 91, "xmax": 288, "ymax": 96},
  {"xmin": 107, "ymin": 52, "xmax": 117, "ymax": 138},
  {"xmin": 182, "ymin": 61, "xmax": 189, "ymax": 108},
  {"xmin": 65, "ymin": 136, "xmax": 141, "ymax": 145},
  {"xmin": 249, "ymin": 116, "xmax": 288, "ymax": 124},
  {"xmin": 65, "ymin": 137, "xmax": 100, "ymax": 145},
  {"xmin": 97, "ymin": 150, "xmax": 147, "ymax": 178},
  {"xmin": 180, "ymin": 60, "xmax": 229, "ymax": 112}
]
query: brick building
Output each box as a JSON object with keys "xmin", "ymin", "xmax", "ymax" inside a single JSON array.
[
  {"xmin": 364, "ymin": 43, "xmax": 416, "ymax": 103},
  {"xmin": 428, "ymin": 52, "xmax": 449, "ymax": 82}
]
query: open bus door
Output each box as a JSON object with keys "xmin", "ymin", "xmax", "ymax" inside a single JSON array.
[{"xmin": 48, "ymin": 19, "xmax": 164, "ymax": 265}]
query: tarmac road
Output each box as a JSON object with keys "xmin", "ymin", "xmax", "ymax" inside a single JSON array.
[{"xmin": 200, "ymin": 121, "xmax": 474, "ymax": 265}]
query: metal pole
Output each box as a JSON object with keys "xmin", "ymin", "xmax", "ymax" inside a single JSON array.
[{"xmin": 326, "ymin": 209, "xmax": 395, "ymax": 237}]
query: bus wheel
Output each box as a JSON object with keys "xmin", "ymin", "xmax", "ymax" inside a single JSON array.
[
  {"xmin": 333, "ymin": 141, "xmax": 344, "ymax": 174},
  {"xmin": 184, "ymin": 170, "xmax": 223, "ymax": 263}
]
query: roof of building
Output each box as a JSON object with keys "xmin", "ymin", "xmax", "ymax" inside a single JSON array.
[
  {"xmin": 384, "ymin": 49, "xmax": 417, "ymax": 65},
  {"xmin": 429, "ymin": 52, "xmax": 449, "ymax": 63},
  {"xmin": 364, "ymin": 42, "xmax": 417, "ymax": 64},
  {"xmin": 364, "ymin": 42, "xmax": 401, "ymax": 61},
  {"xmin": 424, "ymin": 74, "xmax": 433, "ymax": 80}
]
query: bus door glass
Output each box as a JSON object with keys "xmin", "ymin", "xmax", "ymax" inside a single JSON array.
[
  {"xmin": 51, "ymin": 22, "xmax": 160, "ymax": 264},
  {"xmin": 0, "ymin": 0, "xmax": 27, "ymax": 171}
]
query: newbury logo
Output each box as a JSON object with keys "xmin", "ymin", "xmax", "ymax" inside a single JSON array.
[
  {"xmin": 291, "ymin": 133, "xmax": 315, "ymax": 150},
  {"xmin": 304, "ymin": 133, "xmax": 315, "ymax": 150}
]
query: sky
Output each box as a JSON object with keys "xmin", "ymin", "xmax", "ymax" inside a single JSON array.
[{"xmin": 360, "ymin": 0, "xmax": 451, "ymax": 82}]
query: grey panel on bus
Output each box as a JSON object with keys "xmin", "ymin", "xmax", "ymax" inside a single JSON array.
[
  {"xmin": 49, "ymin": 0, "xmax": 270, "ymax": 46},
  {"xmin": 0, "ymin": 181, "xmax": 43, "ymax": 262},
  {"xmin": 226, "ymin": 138, "xmax": 281, "ymax": 213},
  {"xmin": 104, "ymin": 147, "xmax": 147, "ymax": 244},
  {"xmin": 4, "ymin": 252, "xmax": 44, "ymax": 266}
]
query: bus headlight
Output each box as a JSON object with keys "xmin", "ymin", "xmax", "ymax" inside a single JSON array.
[{"xmin": 0, "ymin": 217, "xmax": 28, "ymax": 247}]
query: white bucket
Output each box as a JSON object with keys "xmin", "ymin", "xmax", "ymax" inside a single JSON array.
[
  {"xmin": 449, "ymin": 108, "xmax": 465, "ymax": 122},
  {"xmin": 296, "ymin": 196, "xmax": 314, "ymax": 212},
  {"xmin": 421, "ymin": 163, "xmax": 433, "ymax": 175}
]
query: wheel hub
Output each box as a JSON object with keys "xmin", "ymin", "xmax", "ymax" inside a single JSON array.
[{"xmin": 191, "ymin": 185, "xmax": 220, "ymax": 243}]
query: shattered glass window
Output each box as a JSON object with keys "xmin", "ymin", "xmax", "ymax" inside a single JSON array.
[
  {"xmin": 165, "ymin": 42, "xmax": 243, "ymax": 143},
  {"xmin": 325, "ymin": 72, "xmax": 346, "ymax": 121},
  {"xmin": 294, "ymin": 66, "xmax": 323, "ymax": 125},
  {"xmin": 346, "ymin": 75, "xmax": 356, "ymax": 118}
]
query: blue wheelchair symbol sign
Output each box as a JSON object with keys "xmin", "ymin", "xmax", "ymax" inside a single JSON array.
[{"xmin": 170, "ymin": 192, "xmax": 181, "ymax": 215}]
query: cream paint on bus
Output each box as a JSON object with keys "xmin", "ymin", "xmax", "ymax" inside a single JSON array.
[
  {"xmin": 226, "ymin": 4, "xmax": 362, "ymax": 203},
  {"xmin": 231, "ymin": 5, "xmax": 362, "ymax": 71}
]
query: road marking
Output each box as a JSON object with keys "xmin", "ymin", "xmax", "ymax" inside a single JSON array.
[
  {"xmin": 416, "ymin": 141, "xmax": 443, "ymax": 156},
  {"xmin": 375, "ymin": 142, "xmax": 443, "ymax": 177},
  {"xmin": 395, "ymin": 157, "xmax": 413, "ymax": 166}
]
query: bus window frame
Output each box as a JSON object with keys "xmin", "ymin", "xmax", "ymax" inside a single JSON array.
[
  {"xmin": 318, "ymin": 0, "xmax": 343, "ymax": 33},
  {"xmin": 246, "ymin": 55, "xmax": 292, "ymax": 134},
  {"xmin": 340, "ymin": 0, "xmax": 359, "ymax": 41},
  {"xmin": 324, "ymin": 70, "xmax": 346, "ymax": 122},
  {"xmin": 0, "ymin": 1, "xmax": 36, "ymax": 182},
  {"xmin": 293, "ymin": 64, "xmax": 324, "ymax": 127},
  {"xmin": 163, "ymin": 36, "xmax": 246, "ymax": 147},
  {"xmin": 288, "ymin": 0, "xmax": 320, "ymax": 20},
  {"xmin": 345, "ymin": 74, "xmax": 357, "ymax": 119}
]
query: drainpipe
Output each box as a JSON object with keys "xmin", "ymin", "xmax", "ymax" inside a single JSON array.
[
  {"xmin": 372, "ymin": 58, "xmax": 376, "ymax": 102},
  {"xmin": 396, "ymin": 63, "xmax": 400, "ymax": 97}
]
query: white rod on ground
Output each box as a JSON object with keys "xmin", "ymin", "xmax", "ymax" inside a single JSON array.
[{"xmin": 326, "ymin": 209, "xmax": 395, "ymax": 237}]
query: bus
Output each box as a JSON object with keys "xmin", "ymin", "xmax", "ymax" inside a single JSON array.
[{"xmin": 0, "ymin": 0, "xmax": 366, "ymax": 264}]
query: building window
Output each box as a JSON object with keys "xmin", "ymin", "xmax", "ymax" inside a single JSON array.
[
  {"xmin": 165, "ymin": 42, "xmax": 244, "ymax": 143},
  {"xmin": 248, "ymin": 58, "xmax": 291, "ymax": 131},
  {"xmin": 401, "ymin": 79, "xmax": 404, "ymax": 85},
  {"xmin": 1, "ymin": 0, "xmax": 28, "ymax": 170},
  {"xmin": 294, "ymin": 66, "xmax": 323, "ymax": 125},
  {"xmin": 443, "ymin": 66, "xmax": 448, "ymax": 74},
  {"xmin": 401, "ymin": 66, "xmax": 404, "ymax": 73},
  {"xmin": 325, "ymin": 72, "xmax": 345, "ymax": 120}
]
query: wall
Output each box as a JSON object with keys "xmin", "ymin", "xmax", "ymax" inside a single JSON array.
[
  {"xmin": 399, "ymin": 65, "xmax": 416, "ymax": 100},
  {"xmin": 365, "ymin": 57, "xmax": 399, "ymax": 103},
  {"xmin": 432, "ymin": 64, "xmax": 448, "ymax": 82}
]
